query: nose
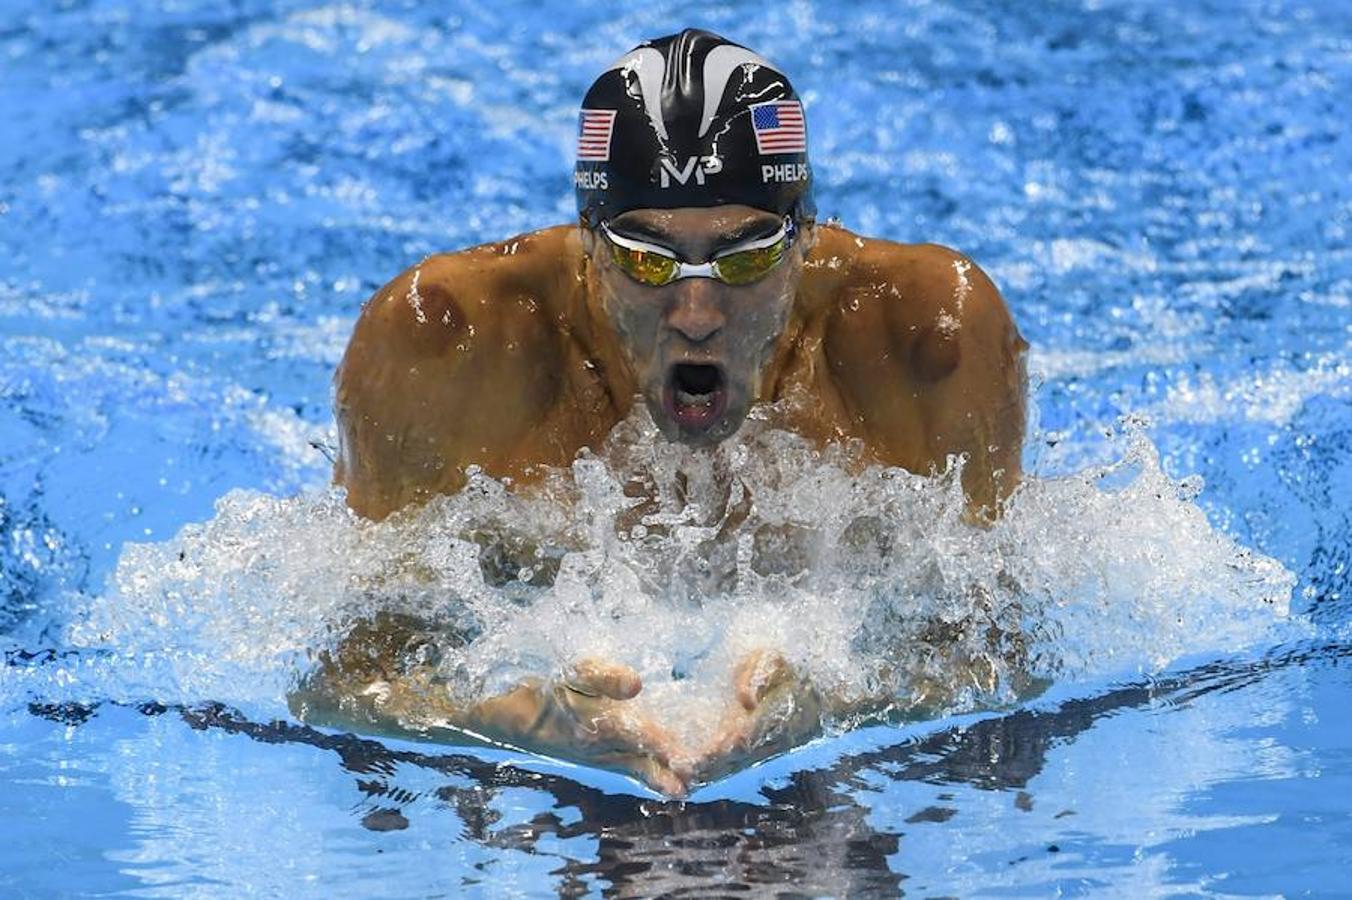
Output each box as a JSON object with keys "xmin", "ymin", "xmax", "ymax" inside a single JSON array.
[{"xmin": 666, "ymin": 278, "xmax": 725, "ymax": 343}]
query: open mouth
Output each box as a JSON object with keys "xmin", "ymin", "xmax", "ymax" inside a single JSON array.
[{"xmin": 663, "ymin": 363, "xmax": 727, "ymax": 431}]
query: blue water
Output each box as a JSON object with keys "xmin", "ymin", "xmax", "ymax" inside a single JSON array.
[{"xmin": 2, "ymin": 0, "xmax": 1350, "ymax": 895}]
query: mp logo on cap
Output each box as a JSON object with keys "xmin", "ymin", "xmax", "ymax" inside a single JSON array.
[{"xmin": 658, "ymin": 155, "xmax": 724, "ymax": 188}]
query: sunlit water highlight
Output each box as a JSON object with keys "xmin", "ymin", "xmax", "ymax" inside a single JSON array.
[{"xmin": 2, "ymin": 0, "xmax": 1350, "ymax": 893}]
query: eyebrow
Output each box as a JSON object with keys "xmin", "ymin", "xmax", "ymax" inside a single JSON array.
[
  {"xmin": 606, "ymin": 220, "xmax": 676, "ymax": 244},
  {"xmin": 609, "ymin": 218, "xmax": 782, "ymax": 251},
  {"xmin": 711, "ymin": 220, "xmax": 782, "ymax": 250}
]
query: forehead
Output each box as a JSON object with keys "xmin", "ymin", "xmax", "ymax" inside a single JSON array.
[{"xmin": 610, "ymin": 205, "xmax": 782, "ymax": 246}]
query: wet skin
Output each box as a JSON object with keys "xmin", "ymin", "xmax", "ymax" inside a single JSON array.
[
  {"xmin": 319, "ymin": 206, "xmax": 1029, "ymax": 794},
  {"xmin": 582, "ymin": 207, "xmax": 802, "ymax": 448}
]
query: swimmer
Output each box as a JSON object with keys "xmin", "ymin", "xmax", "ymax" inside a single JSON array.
[{"xmin": 300, "ymin": 29, "xmax": 1028, "ymax": 795}]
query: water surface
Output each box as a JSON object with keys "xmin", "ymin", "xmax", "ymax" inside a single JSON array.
[{"xmin": 2, "ymin": 0, "xmax": 1350, "ymax": 894}]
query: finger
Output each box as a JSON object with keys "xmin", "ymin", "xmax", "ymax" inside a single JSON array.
[
  {"xmin": 697, "ymin": 703, "xmax": 754, "ymax": 764},
  {"xmin": 691, "ymin": 719, "xmax": 750, "ymax": 785},
  {"xmin": 631, "ymin": 714, "xmax": 689, "ymax": 772},
  {"xmin": 635, "ymin": 756, "xmax": 688, "ymax": 798},
  {"xmin": 567, "ymin": 658, "xmax": 643, "ymax": 700},
  {"xmin": 665, "ymin": 749, "xmax": 696, "ymax": 787},
  {"xmin": 743, "ymin": 678, "xmax": 824, "ymax": 754},
  {"xmin": 589, "ymin": 705, "xmax": 682, "ymax": 769},
  {"xmin": 712, "ymin": 676, "xmax": 825, "ymax": 762},
  {"xmin": 734, "ymin": 650, "xmax": 792, "ymax": 710},
  {"xmin": 582, "ymin": 720, "xmax": 691, "ymax": 797}
]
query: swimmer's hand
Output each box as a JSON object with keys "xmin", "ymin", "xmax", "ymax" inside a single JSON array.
[
  {"xmin": 690, "ymin": 649, "xmax": 824, "ymax": 786},
  {"xmin": 292, "ymin": 619, "xmax": 831, "ymax": 796},
  {"xmin": 291, "ymin": 635, "xmax": 691, "ymax": 796},
  {"xmin": 469, "ymin": 659, "xmax": 693, "ymax": 797}
]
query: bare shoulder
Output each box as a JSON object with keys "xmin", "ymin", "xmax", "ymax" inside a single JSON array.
[
  {"xmin": 814, "ymin": 227, "xmax": 1023, "ymax": 383},
  {"xmin": 345, "ymin": 225, "xmax": 579, "ymax": 360},
  {"xmin": 800, "ymin": 226, "xmax": 1027, "ymax": 512},
  {"xmin": 821, "ymin": 228, "xmax": 1015, "ymax": 332},
  {"xmin": 333, "ymin": 225, "xmax": 585, "ymax": 519}
]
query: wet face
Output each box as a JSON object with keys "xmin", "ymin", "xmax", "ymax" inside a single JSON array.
[{"xmin": 582, "ymin": 205, "xmax": 813, "ymax": 446}]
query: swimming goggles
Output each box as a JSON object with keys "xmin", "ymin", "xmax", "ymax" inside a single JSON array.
[{"xmin": 599, "ymin": 217, "xmax": 795, "ymax": 287}]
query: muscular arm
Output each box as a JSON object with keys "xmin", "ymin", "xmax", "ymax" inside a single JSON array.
[
  {"xmin": 321, "ymin": 233, "xmax": 691, "ymax": 789},
  {"xmin": 690, "ymin": 241, "xmax": 1030, "ymax": 779},
  {"xmin": 333, "ymin": 229, "xmax": 614, "ymax": 520},
  {"xmin": 820, "ymin": 236, "xmax": 1028, "ymax": 516}
]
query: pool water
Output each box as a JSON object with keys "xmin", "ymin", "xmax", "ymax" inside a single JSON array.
[{"xmin": 2, "ymin": 0, "xmax": 1350, "ymax": 895}]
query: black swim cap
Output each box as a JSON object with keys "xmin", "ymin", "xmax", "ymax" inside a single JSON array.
[{"xmin": 574, "ymin": 29, "xmax": 815, "ymax": 229}]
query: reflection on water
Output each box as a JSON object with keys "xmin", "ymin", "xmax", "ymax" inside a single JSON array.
[
  {"xmin": 0, "ymin": 404, "xmax": 1303, "ymax": 894},
  {"xmin": 20, "ymin": 640, "xmax": 1341, "ymax": 895},
  {"xmin": 3, "ymin": 0, "xmax": 1350, "ymax": 892}
]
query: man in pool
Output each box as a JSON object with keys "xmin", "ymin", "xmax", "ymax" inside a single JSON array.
[{"xmin": 302, "ymin": 30, "xmax": 1027, "ymax": 795}]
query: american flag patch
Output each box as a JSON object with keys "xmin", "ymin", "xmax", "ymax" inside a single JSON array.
[
  {"xmin": 576, "ymin": 109, "xmax": 617, "ymax": 161},
  {"xmin": 750, "ymin": 100, "xmax": 806, "ymax": 154}
]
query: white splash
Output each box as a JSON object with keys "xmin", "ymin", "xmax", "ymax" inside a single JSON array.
[{"xmin": 55, "ymin": 406, "xmax": 1294, "ymax": 737}]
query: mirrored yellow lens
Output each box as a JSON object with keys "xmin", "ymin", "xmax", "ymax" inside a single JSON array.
[
  {"xmin": 713, "ymin": 241, "xmax": 786, "ymax": 286},
  {"xmin": 609, "ymin": 243, "xmax": 678, "ymax": 286}
]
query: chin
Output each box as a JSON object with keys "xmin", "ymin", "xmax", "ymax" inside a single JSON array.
[{"xmin": 661, "ymin": 415, "xmax": 742, "ymax": 447}]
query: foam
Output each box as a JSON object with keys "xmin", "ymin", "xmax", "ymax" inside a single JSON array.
[{"xmin": 49, "ymin": 404, "xmax": 1294, "ymax": 741}]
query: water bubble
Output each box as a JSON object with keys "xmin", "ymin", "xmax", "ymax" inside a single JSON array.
[{"xmin": 58, "ymin": 406, "xmax": 1292, "ymax": 736}]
